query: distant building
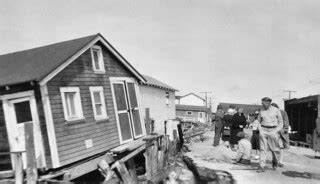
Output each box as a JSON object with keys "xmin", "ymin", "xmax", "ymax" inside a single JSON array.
[
  {"xmin": 176, "ymin": 104, "xmax": 209, "ymax": 123},
  {"xmin": 175, "ymin": 93, "xmax": 210, "ymax": 123},
  {"xmin": 218, "ymin": 102, "xmax": 262, "ymax": 116},
  {"xmin": 139, "ymin": 75, "xmax": 178, "ymax": 135},
  {"xmin": 176, "ymin": 93, "xmax": 206, "ymax": 106},
  {"xmin": 285, "ymin": 95, "xmax": 319, "ymax": 142}
]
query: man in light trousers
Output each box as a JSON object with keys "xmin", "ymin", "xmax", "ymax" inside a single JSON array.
[{"xmin": 257, "ymin": 97, "xmax": 283, "ymax": 173}]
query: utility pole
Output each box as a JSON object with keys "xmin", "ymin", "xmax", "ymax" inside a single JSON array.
[
  {"xmin": 283, "ymin": 90, "xmax": 296, "ymax": 100},
  {"xmin": 200, "ymin": 91, "xmax": 212, "ymax": 108}
]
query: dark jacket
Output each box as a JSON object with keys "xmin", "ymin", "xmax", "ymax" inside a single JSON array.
[{"xmin": 232, "ymin": 113, "xmax": 246, "ymax": 130}]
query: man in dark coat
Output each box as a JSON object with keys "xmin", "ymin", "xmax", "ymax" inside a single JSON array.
[
  {"xmin": 213, "ymin": 105, "xmax": 224, "ymax": 146},
  {"xmin": 230, "ymin": 107, "xmax": 246, "ymax": 148}
]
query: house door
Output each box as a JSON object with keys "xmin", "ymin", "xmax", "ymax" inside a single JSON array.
[
  {"xmin": 2, "ymin": 91, "xmax": 45, "ymax": 168},
  {"xmin": 111, "ymin": 78, "xmax": 144, "ymax": 143}
]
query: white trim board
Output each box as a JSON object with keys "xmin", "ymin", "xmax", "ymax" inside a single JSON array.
[
  {"xmin": 39, "ymin": 35, "xmax": 146, "ymax": 86},
  {"xmin": 40, "ymin": 85, "xmax": 60, "ymax": 168}
]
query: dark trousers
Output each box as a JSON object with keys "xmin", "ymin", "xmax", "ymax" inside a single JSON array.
[{"xmin": 214, "ymin": 121, "xmax": 223, "ymax": 146}]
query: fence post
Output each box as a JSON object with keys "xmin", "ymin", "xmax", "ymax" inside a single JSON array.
[
  {"xmin": 145, "ymin": 108, "xmax": 151, "ymax": 135},
  {"xmin": 13, "ymin": 153, "xmax": 23, "ymax": 184},
  {"xmin": 164, "ymin": 121, "xmax": 167, "ymax": 135},
  {"xmin": 25, "ymin": 122, "xmax": 38, "ymax": 184}
]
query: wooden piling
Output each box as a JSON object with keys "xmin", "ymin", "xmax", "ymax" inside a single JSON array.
[
  {"xmin": 13, "ymin": 153, "xmax": 23, "ymax": 184},
  {"xmin": 145, "ymin": 108, "xmax": 151, "ymax": 135},
  {"xmin": 25, "ymin": 122, "xmax": 38, "ymax": 184}
]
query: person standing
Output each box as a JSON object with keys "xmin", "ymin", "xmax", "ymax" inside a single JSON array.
[
  {"xmin": 313, "ymin": 117, "xmax": 320, "ymax": 158},
  {"xmin": 213, "ymin": 105, "xmax": 224, "ymax": 146},
  {"xmin": 230, "ymin": 107, "xmax": 246, "ymax": 149},
  {"xmin": 257, "ymin": 97, "xmax": 283, "ymax": 173},
  {"xmin": 250, "ymin": 110, "xmax": 260, "ymax": 159},
  {"xmin": 271, "ymin": 103, "xmax": 290, "ymax": 167}
]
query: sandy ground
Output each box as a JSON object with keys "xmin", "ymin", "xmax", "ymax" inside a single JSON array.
[{"xmin": 184, "ymin": 131, "xmax": 320, "ymax": 184}]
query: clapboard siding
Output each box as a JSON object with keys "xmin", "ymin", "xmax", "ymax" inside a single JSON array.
[{"xmin": 47, "ymin": 41, "xmax": 136, "ymax": 167}]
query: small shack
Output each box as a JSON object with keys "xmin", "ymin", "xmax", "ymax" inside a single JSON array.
[{"xmin": 285, "ymin": 95, "xmax": 319, "ymax": 142}]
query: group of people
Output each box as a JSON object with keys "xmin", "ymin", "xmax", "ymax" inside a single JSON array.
[{"xmin": 213, "ymin": 97, "xmax": 290, "ymax": 173}]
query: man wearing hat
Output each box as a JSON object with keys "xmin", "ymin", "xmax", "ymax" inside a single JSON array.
[
  {"xmin": 213, "ymin": 105, "xmax": 224, "ymax": 146},
  {"xmin": 257, "ymin": 97, "xmax": 283, "ymax": 172}
]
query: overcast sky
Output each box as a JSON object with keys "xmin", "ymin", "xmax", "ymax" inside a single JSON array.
[{"xmin": 1, "ymin": 0, "xmax": 320, "ymax": 109}]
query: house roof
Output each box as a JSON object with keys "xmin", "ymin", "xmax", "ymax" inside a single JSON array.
[
  {"xmin": 141, "ymin": 75, "xmax": 177, "ymax": 92},
  {"xmin": 0, "ymin": 33, "xmax": 146, "ymax": 87},
  {"xmin": 178, "ymin": 93, "xmax": 205, "ymax": 101},
  {"xmin": 176, "ymin": 104, "xmax": 209, "ymax": 112},
  {"xmin": 218, "ymin": 102, "xmax": 262, "ymax": 114},
  {"xmin": 284, "ymin": 95, "xmax": 318, "ymax": 105}
]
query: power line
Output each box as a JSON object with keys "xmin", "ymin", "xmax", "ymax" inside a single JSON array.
[
  {"xmin": 283, "ymin": 90, "xmax": 297, "ymax": 100},
  {"xmin": 200, "ymin": 91, "xmax": 212, "ymax": 108}
]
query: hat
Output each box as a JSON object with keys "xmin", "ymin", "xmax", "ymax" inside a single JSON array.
[
  {"xmin": 271, "ymin": 103, "xmax": 279, "ymax": 108},
  {"xmin": 237, "ymin": 132, "xmax": 246, "ymax": 139},
  {"xmin": 261, "ymin": 97, "xmax": 272, "ymax": 102}
]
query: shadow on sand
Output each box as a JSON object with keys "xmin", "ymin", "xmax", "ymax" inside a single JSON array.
[{"xmin": 282, "ymin": 171, "xmax": 320, "ymax": 181}]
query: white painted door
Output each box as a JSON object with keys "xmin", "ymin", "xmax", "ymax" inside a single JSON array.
[
  {"xmin": 2, "ymin": 92, "xmax": 45, "ymax": 169},
  {"xmin": 111, "ymin": 78, "xmax": 145, "ymax": 144}
]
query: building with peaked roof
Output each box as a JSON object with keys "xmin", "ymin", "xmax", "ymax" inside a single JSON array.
[
  {"xmin": 139, "ymin": 75, "xmax": 177, "ymax": 135},
  {"xmin": 0, "ymin": 33, "xmax": 147, "ymax": 175},
  {"xmin": 175, "ymin": 92, "xmax": 205, "ymax": 106},
  {"xmin": 175, "ymin": 93, "xmax": 209, "ymax": 123}
]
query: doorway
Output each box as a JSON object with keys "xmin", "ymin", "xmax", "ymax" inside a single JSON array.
[
  {"xmin": 110, "ymin": 78, "xmax": 145, "ymax": 144},
  {"xmin": 2, "ymin": 91, "xmax": 45, "ymax": 168}
]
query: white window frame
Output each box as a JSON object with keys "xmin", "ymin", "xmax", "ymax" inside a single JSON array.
[
  {"xmin": 89, "ymin": 86, "xmax": 108, "ymax": 120},
  {"xmin": 198, "ymin": 112, "xmax": 203, "ymax": 119},
  {"xmin": 60, "ymin": 87, "xmax": 84, "ymax": 122},
  {"xmin": 186, "ymin": 111, "xmax": 192, "ymax": 115},
  {"xmin": 90, "ymin": 45, "xmax": 105, "ymax": 73},
  {"xmin": 165, "ymin": 92, "xmax": 170, "ymax": 106}
]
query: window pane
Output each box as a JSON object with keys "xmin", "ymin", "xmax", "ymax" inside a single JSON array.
[
  {"xmin": 95, "ymin": 104, "xmax": 102, "ymax": 116},
  {"xmin": 132, "ymin": 110, "xmax": 142, "ymax": 136},
  {"xmin": 93, "ymin": 50, "xmax": 100, "ymax": 70},
  {"xmin": 65, "ymin": 92, "xmax": 76, "ymax": 117},
  {"xmin": 93, "ymin": 91, "xmax": 102, "ymax": 104},
  {"xmin": 113, "ymin": 84, "xmax": 127, "ymax": 111},
  {"xmin": 119, "ymin": 113, "xmax": 132, "ymax": 141},
  {"xmin": 127, "ymin": 83, "xmax": 138, "ymax": 108},
  {"xmin": 14, "ymin": 101, "xmax": 32, "ymax": 124}
]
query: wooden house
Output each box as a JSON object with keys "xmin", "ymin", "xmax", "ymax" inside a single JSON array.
[
  {"xmin": 285, "ymin": 95, "xmax": 319, "ymax": 142},
  {"xmin": 175, "ymin": 93, "xmax": 209, "ymax": 123},
  {"xmin": 139, "ymin": 75, "xmax": 177, "ymax": 135},
  {"xmin": 0, "ymin": 33, "xmax": 147, "ymax": 171}
]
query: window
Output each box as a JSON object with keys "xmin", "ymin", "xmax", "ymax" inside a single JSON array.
[
  {"xmin": 165, "ymin": 92, "xmax": 170, "ymax": 106},
  {"xmin": 199, "ymin": 112, "xmax": 203, "ymax": 118},
  {"xmin": 186, "ymin": 111, "xmax": 192, "ymax": 115},
  {"xmin": 90, "ymin": 46, "xmax": 105, "ymax": 73},
  {"xmin": 89, "ymin": 87, "xmax": 108, "ymax": 120},
  {"xmin": 60, "ymin": 87, "xmax": 84, "ymax": 121}
]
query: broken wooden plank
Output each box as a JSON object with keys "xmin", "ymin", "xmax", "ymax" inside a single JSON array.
[
  {"xmin": 114, "ymin": 161, "xmax": 136, "ymax": 184},
  {"xmin": 111, "ymin": 145, "xmax": 146, "ymax": 170},
  {"xmin": 67, "ymin": 154, "xmax": 114, "ymax": 180},
  {"xmin": 25, "ymin": 122, "xmax": 38, "ymax": 184},
  {"xmin": 0, "ymin": 170, "xmax": 14, "ymax": 179},
  {"xmin": 127, "ymin": 159, "xmax": 138, "ymax": 182},
  {"xmin": 39, "ymin": 153, "xmax": 114, "ymax": 181},
  {"xmin": 110, "ymin": 138, "xmax": 145, "ymax": 154},
  {"xmin": 98, "ymin": 159, "xmax": 114, "ymax": 181}
]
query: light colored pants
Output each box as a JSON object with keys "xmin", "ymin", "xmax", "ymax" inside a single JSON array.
[{"xmin": 259, "ymin": 127, "xmax": 281, "ymax": 168}]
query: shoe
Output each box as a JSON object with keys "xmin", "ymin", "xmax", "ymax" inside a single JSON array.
[
  {"xmin": 254, "ymin": 155, "xmax": 260, "ymax": 160},
  {"xmin": 272, "ymin": 161, "xmax": 278, "ymax": 170},
  {"xmin": 278, "ymin": 163, "xmax": 284, "ymax": 167},
  {"xmin": 256, "ymin": 167, "xmax": 265, "ymax": 173}
]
